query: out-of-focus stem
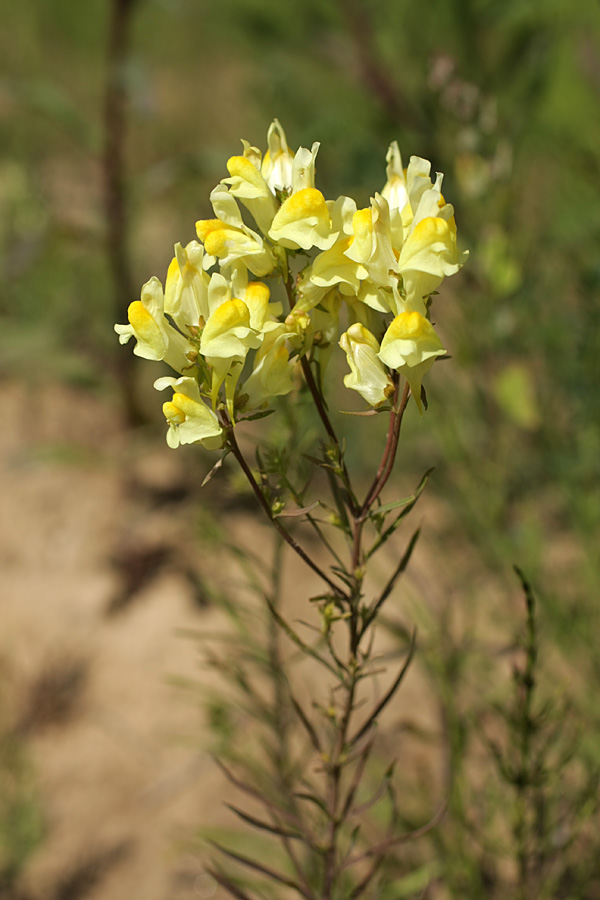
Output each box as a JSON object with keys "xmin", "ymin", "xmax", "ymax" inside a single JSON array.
[
  {"xmin": 322, "ymin": 668, "xmax": 359, "ymax": 899},
  {"xmin": 515, "ymin": 570, "xmax": 537, "ymax": 900},
  {"xmin": 334, "ymin": 0, "xmax": 425, "ymax": 130},
  {"xmin": 268, "ymin": 533, "xmax": 289, "ymax": 779},
  {"xmin": 104, "ymin": 0, "xmax": 141, "ymax": 423}
]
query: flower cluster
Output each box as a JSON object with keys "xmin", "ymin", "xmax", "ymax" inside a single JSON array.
[{"xmin": 115, "ymin": 121, "xmax": 466, "ymax": 449}]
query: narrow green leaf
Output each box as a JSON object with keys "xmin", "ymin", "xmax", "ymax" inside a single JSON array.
[
  {"xmin": 366, "ymin": 468, "xmax": 433, "ymax": 559},
  {"xmin": 201, "ymin": 450, "xmax": 230, "ymax": 487},
  {"xmin": 339, "ymin": 407, "xmax": 392, "ymax": 416},
  {"xmin": 370, "ymin": 494, "xmax": 419, "ymax": 517},
  {"xmin": 265, "ymin": 598, "xmax": 339, "ymax": 676},
  {"xmin": 238, "ymin": 407, "xmax": 276, "ymax": 422},
  {"xmin": 274, "ymin": 501, "xmax": 319, "ymax": 518},
  {"xmin": 225, "ymin": 805, "xmax": 301, "ymax": 840}
]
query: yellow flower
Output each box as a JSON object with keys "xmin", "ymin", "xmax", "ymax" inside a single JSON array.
[
  {"xmin": 311, "ymin": 234, "xmax": 361, "ymax": 291},
  {"xmin": 114, "ymin": 276, "xmax": 191, "ymax": 373},
  {"xmin": 196, "ymin": 186, "xmax": 276, "ymax": 276},
  {"xmin": 378, "ymin": 311, "xmax": 446, "ymax": 413},
  {"xmin": 269, "ymin": 186, "xmax": 333, "ymax": 251},
  {"xmin": 381, "ymin": 141, "xmax": 409, "ymax": 215},
  {"xmin": 199, "ymin": 292, "xmax": 261, "ymax": 415},
  {"xmin": 222, "ymin": 153, "xmax": 278, "ymax": 234},
  {"xmin": 229, "ymin": 264, "xmax": 282, "ymax": 333},
  {"xmin": 200, "ymin": 297, "xmax": 258, "ymax": 360},
  {"xmin": 243, "ymin": 324, "xmax": 297, "ymax": 409},
  {"xmin": 164, "ymin": 241, "xmax": 211, "ymax": 333},
  {"xmin": 154, "ymin": 376, "xmax": 223, "ymax": 449},
  {"xmin": 344, "ymin": 194, "xmax": 398, "ymax": 289},
  {"xmin": 268, "ymin": 143, "xmax": 337, "ymax": 251},
  {"xmin": 261, "ymin": 118, "xmax": 295, "ymax": 193},
  {"xmin": 339, "ymin": 323, "xmax": 394, "ymax": 407},
  {"xmin": 398, "ymin": 212, "xmax": 462, "ymax": 310}
]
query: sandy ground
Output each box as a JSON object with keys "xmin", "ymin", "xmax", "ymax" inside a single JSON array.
[
  {"xmin": 0, "ymin": 380, "xmax": 238, "ymax": 899},
  {"xmin": 0, "ymin": 379, "xmax": 466, "ymax": 900}
]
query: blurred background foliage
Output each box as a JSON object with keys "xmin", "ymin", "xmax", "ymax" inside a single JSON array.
[{"xmin": 1, "ymin": 0, "xmax": 600, "ymax": 894}]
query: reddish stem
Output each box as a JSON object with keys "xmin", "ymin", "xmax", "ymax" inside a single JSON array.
[{"xmin": 351, "ymin": 380, "xmax": 410, "ymax": 572}]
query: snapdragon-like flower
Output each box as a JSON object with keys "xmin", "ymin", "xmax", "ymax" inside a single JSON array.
[
  {"xmin": 243, "ymin": 324, "xmax": 297, "ymax": 410},
  {"xmin": 397, "ymin": 184, "xmax": 463, "ymax": 311},
  {"xmin": 222, "ymin": 151, "xmax": 278, "ymax": 235},
  {"xmin": 196, "ymin": 186, "xmax": 277, "ymax": 276},
  {"xmin": 339, "ymin": 323, "xmax": 394, "ymax": 407},
  {"xmin": 344, "ymin": 193, "xmax": 398, "ymax": 290},
  {"xmin": 164, "ymin": 240, "xmax": 211, "ymax": 334},
  {"xmin": 154, "ymin": 376, "xmax": 224, "ymax": 449},
  {"xmin": 381, "ymin": 141, "xmax": 409, "ymax": 217},
  {"xmin": 115, "ymin": 276, "xmax": 192, "ymax": 373},
  {"xmin": 116, "ymin": 120, "xmax": 465, "ymax": 448},
  {"xmin": 268, "ymin": 144, "xmax": 336, "ymax": 251},
  {"xmin": 378, "ymin": 311, "xmax": 446, "ymax": 413},
  {"xmin": 261, "ymin": 118, "xmax": 294, "ymax": 193}
]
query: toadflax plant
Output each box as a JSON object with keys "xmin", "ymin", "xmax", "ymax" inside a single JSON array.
[{"xmin": 116, "ymin": 120, "xmax": 466, "ymax": 898}]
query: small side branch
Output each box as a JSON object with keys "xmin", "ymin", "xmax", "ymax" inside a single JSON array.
[
  {"xmin": 226, "ymin": 425, "xmax": 347, "ymax": 600},
  {"xmin": 350, "ymin": 631, "xmax": 416, "ymax": 746},
  {"xmin": 103, "ymin": 0, "xmax": 141, "ymax": 421}
]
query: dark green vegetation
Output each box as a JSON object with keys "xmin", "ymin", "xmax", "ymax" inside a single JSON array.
[{"xmin": 2, "ymin": 0, "xmax": 599, "ymax": 897}]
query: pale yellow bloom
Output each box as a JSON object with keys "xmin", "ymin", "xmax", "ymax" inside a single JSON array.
[
  {"xmin": 200, "ymin": 297, "xmax": 259, "ymax": 360},
  {"xmin": 339, "ymin": 323, "xmax": 394, "ymax": 407},
  {"xmin": 378, "ymin": 311, "xmax": 446, "ymax": 413},
  {"xmin": 377, "ymin": 150, "xmax": 468, "ymax": 313},
  {"xmin": 222, "ymin": 154, "xmax": 278, "ymax": 235},
  {"xmin": 404, "ymin": 156, "xmax": 440, "ymax": 228},
  {"xmin": 268, "ymin": 143, "xmax": 337, "ymax": 251},
  {"xmin": 229, "ymin": 265, "xmax": 282, "ymax": 333},
  {"xmin": 114, "ymin": 276, "xmax": 191, "ymax": 373},
  {"xmin": 381, "ymin": 141, "xmax": 409, "ymax": 215},
  {"xmin": 154, "ymin": 376, "xmax": 224, "ymax": 449},
  {"xmin": 311, "ymin": 235, "xmax": 365, "ymax": 296},
  {"xmin": 241, "ymin": 281, "xmax": 281, "ymax": 333},
  {"xmin": 164, "ymin": 241, "xmax": 211, "ymax": 333},
  {"xmin": 196, "ymin": 186, "xmax": 276, "ymax": 276},
  {"xmin": 261, "ymin": 119, "xmax": 295, "ymax": 193},
  {"xmin": 344, "ymin": 194, "xmax": 398, "ymax": 289},
  {"xmin": 269, "ymin": 186, "xmax": 334, "ymax": 251},
  {"xmin": 198, "ymin": 289, "xmax": 261, "ymax": 414},
  {"xmin": 398, "ymin": 207, "xmax": 463, "ymax": 310},
  {"xmin": 355, "ymin": 279, "xmax": 392, "ymax": 314},
  {"xmin": 243, "ymin": 324, "xmax": 297, "ymax": 409},
  {"xmin": 291, "ymin": 143, "xmax": 319, "ymax": 193}
]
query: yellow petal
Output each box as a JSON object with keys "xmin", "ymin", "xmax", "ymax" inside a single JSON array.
[
  {"xmin": 128, "ymin": 301, "xmax": 163, "ymax": 348},
  {"xmin": 163, "ymin": 400, "xmax": 186, "ymax": 425}
]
